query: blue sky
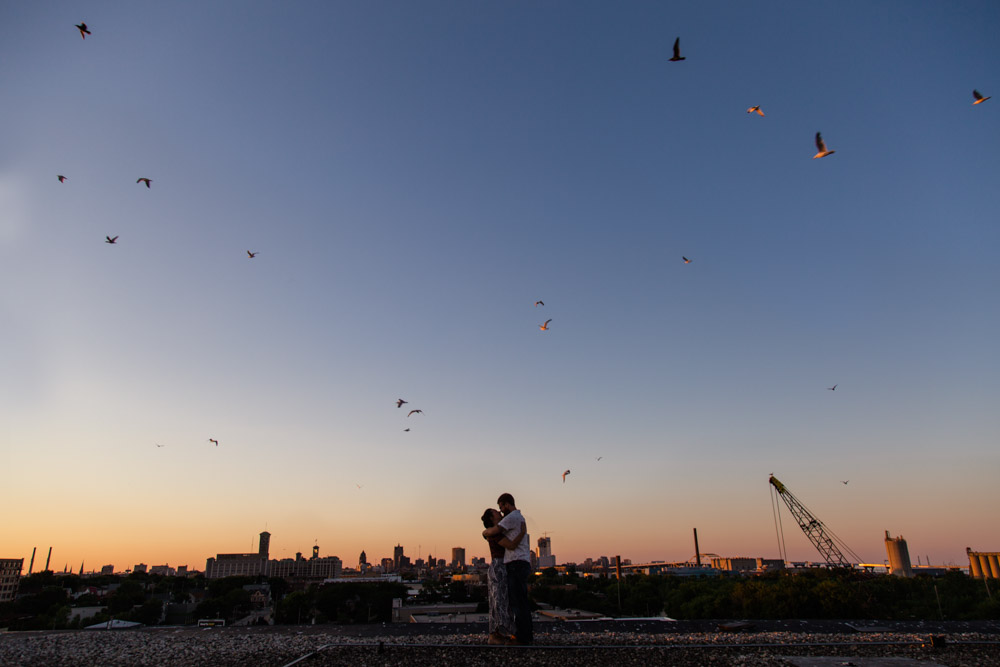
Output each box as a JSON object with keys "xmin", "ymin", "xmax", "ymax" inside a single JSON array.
[{"xmin": 2, "ymin": 1, "xmax": 997, "ymax": 571}]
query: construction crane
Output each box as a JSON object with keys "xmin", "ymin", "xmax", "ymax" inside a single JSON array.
[{"xmin": 769, "ymin": 474, "xmax": 862, "ymax": 567}]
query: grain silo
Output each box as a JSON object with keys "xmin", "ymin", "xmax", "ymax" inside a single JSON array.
[
  {"xmin": 967, "ymin": 548, "xmax": 1000, "ymax": 579},
  {"xmin": 884, "ymin": 531, "xmax": 913, "ymax": 577}
]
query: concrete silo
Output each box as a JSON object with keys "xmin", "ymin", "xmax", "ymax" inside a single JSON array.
[
  {"xmin": 968, "ymin": 548, "xmax": 1000, "ymax": 579},
  {"xmin": 884, "ymin": 531, "xmax": 913, "ymax": 577}
]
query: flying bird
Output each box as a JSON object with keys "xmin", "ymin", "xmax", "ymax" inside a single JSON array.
[
  {"xmin": 57, "ymin": 175, "xmax": 67, "ymax": 183},
  {"xmin": 841, "ymin": 480, "xmax": 850, "ymax": 485},
  {"xmin": 669, "ymin": 37, "xmax": 685, "ymax": 62},
  {"xmin": 534, "ymin": 300, "xmax": 545, "ymax": 307},
  {"xmin": 208, "ymin": 438, "xmax": 219, "ymax": 446},
  {"xmin": 973, "ymin": 89, "xmax": 991, "ymax": 105},
  {"xmin": 562, "ymin": 470, "xmax": 571, "ymax": 483},
  {"xmin": 396, "ymin": 399, "xmax": 408, "ymax": 408},
  {"xmin": 682, "ymin": 256, "xmax": 692, "ymax": 264},
  {"xmin": 356, "ymin": 484, "xmax": 363, "ymax": 490},
  {"xmin": 136, "ymin": 178, "xmax": 152, "ymax": 188},
  {"xmin": 539, "ymin": 319, "xmax": 552, "ymax": 331},
  {"xmin": 75, "ymin": 23, "xmax": 91, "ymax": 39},
  {"xmin": 247, "ymin": 251, "xmax": 258, "ymax": 258},
  {"xmin": 403, "ymin": 428, "xmax": 410, "ymax": 432},
  {"xmin": 596, "ymin": 456, "xmax": 603, "ymax": 461},
  {"xmin": 827, "ymin": 384, "xmax": 837, "ymax": 391},
  {"xmin": 155, "ymin": 443, "xmax": 164, "ymax": 448},
  {"xmin": 813, "ymin": 132, "xmax": 835, "ymax": 159},
  {"xmin": 105, "ymin": 235, "xmax": 118, "ymax": 244},
  {"xmin": 407, "ymin": 409, "xmax": 423, "ymax": 417},
  {"xmin": 746, "ymin": 105, "xmax": 765, "ymax": 116}
]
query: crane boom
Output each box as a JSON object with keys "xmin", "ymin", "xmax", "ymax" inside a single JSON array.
[{"xmin": 769, "ymin": 475, "xmax": 854, "ymax": 566}]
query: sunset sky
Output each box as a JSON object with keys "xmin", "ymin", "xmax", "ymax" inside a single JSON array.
[{"xmin": 2, "ymin": 1, "xmax": 998, "ymax": 574}]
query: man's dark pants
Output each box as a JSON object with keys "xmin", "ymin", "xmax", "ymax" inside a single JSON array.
[{"xmin": 505, "ymin": 560, "xmax": 532, "ymax": 645}]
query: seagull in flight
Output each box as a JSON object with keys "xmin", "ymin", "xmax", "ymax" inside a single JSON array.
[
  {"xmin": 403, "ymin": 428, "xmax": 410, "ymax": 432},
  {"xmin": 155, "ymin": 443, "xmax": 164, "ymax": 448},
  {"xmin": 669, "ymin": 37, "xmax": 685, "ymax": 62},
  {"xmin": 973, "ymin": 89, "xmax": 991, "ymax": 105},
  {"xmin": 356, "ymin": 484, "xmax": 363, "ymax": 490},
  {"xmin": 596, "ymin": 456, "xmax": 603, "ymax": 461},
  {"xmin": 813, "ymin": 132, "xmax": 835, "ymax": 159},
  {"xmin": 75, "ymin": 23, "xmax": 91, "ymax": 39},
  {"xmin": 841, "ymin": 480, "xmax": 849, "ymax": 485},
  {"xmin": 208, "ymin": 438, "xmax": 219, "ymax": 446},
  {"xmin": 746, "ymin": 105, "xmax": 765, "ymax": 116},
  {"xmin": 396, "ymin": 399, "xmax": 408, "ymax": 408},
  {"xmin": 682, "ymin": 256, "xmax": 692, "ymax": 264},
  {"xmin": 562, "ymin": 470, "xmax": 571, "ymax": 483},
  {"xmin": 407, "ymin": 409, "xmax": 423, "ymax": 417},
  {"xmin": 539, "ymin": 319, "xmax": 552, "ymax": 331},
  {"xmin": 105, "ymin": 235, "xmax": 118, "ymax": 244},
  {"xmin": 247, "ymin": 251, "xmax": 258, "ymax": 258},
  {"xmin": 136, "ymin": 178, "xmax": 152, "ymax": 188},
  {"xmin": 57, "ymin": 175, "xmax": 67, "ymax": 183},
  {"xmin": 827, "ymin": 384, "xmax": 837, "ymax": 391},
  {"xmin": 534, "ymin": 300, "xmax": 545, "ymax": 307}
]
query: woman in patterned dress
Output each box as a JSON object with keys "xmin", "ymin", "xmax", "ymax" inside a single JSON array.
[{"xmin": 481, "ymin": 508, "xmax": 526, "ymax": 644}]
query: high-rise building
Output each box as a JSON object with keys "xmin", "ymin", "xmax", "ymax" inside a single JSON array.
[
  {"xmin": 259, "ymin": 531, "xmax": 270, "ymax": 559},
  {"xmin": 100, "ymin": 565, "xmax": 114, "ymax": 575},
  {"xmin": 537, "ymin": 537, "xmax": 555, "ymax": 568},
  {"xmin": 393, "ymin": 545, "xmax": 404, "ymax": 571},
  {"xmin": 359, "ymin": 551, "xmax": 367, "ymax": 567},
  {"xmin": 451, "ymin": 547, "xmax": 466, "ymax": 570},
  {"xmin": 0, "ymin": 558, "xmax": 23, "ymax": 603}
]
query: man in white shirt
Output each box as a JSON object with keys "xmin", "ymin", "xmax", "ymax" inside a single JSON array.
[{"xmin": 484, "ymin": 492, "xmax": 532, "ymax": 645}]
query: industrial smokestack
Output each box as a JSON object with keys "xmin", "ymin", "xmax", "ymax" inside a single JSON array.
[
  {"xmin": 693, "ymin": 528, "xmax": 701, "ymax": 567},
  {"xmin": 45, "ymin": 547, "xmax": 52, "ymax": 572},
  {"xmin": 28, "ymin": 547, "xmax": 36, "ymax": 575}
]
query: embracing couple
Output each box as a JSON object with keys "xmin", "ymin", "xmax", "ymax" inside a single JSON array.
[{"xmin": 481, "ymin": 492, "xmax": 533, "ymax": 645}]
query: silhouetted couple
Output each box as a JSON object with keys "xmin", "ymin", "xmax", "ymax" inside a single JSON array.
[{"xmin": 481, "ymin": 492, "xmax": 532, "ymax": 645}]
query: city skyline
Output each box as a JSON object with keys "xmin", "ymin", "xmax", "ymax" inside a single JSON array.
[{"xmin": 3, "ymin": 3, "xmax": 998, "ymax": 572}]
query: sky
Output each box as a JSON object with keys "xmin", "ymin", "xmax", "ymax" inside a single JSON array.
[{"xmin": 1, "ymin": 1, "xmax": 998, "ymax": 574}]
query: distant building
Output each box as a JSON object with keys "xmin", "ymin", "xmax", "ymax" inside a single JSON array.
[
  {"xmin": 393, "ymin": 545, "xmax": 404, "ymax": 571},
  {"xmin": 537, "ymin": 537, "xmax": 555, "ymax": 568},
  {"xmin": 132, "ymin": 563, "xmax": 148, "ymax": 574},
  {"xmin": 268, "ymin": 553, "xmax": 342, "ymax": 580},
  {"xmin": 451, "ymin": 547, "xmax": 466, "ymax": 570},
  {"xmin": 205, "ymin": 532, "xmax": 340, "ymax": 580},
  {"xmin": 259, "ymin": 532, "xmax": 270, "ymax": 559},
  {"xmin": 149, "ymin": 565, "xmax": 175, "ymax": 576},
  {"xmin": 710, "ymin": 557, "xmax": 757, "ymax": 573},
  {"xmin": 0, "ymin": 558, "xmax": 23, "ymax": 603},
  {"xmin": 359, "ymin": 551, "xmax": 367, "ymax": 568},
  {"xmin": 100, "ymin": 565, "xmax": 115, "ymax": 576}
]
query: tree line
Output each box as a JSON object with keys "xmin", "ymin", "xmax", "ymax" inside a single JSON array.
[{"xmin": 531, "ymin": 568, "xmax": 1000, "ymax": 620}]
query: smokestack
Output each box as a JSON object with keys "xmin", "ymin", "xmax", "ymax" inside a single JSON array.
[
  {"xmin": 28, "ymin": 547, "xmax": 36, "ymax": 575},
  {"xmin": 693, "ymin": 528, "xmax": 701, "ymax": 567},
  {"xmin": 45, "ymin": 547, "xmax": 52, "ymax": 572}
]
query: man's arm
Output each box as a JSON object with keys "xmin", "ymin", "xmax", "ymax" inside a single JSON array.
[
  {"xmin": 497, "ymin": 521, "xmax": 526, "ymax": 550},
  {"xmin": 482, "ymin": 525, "xmax": 503, "ymax": 538}
]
